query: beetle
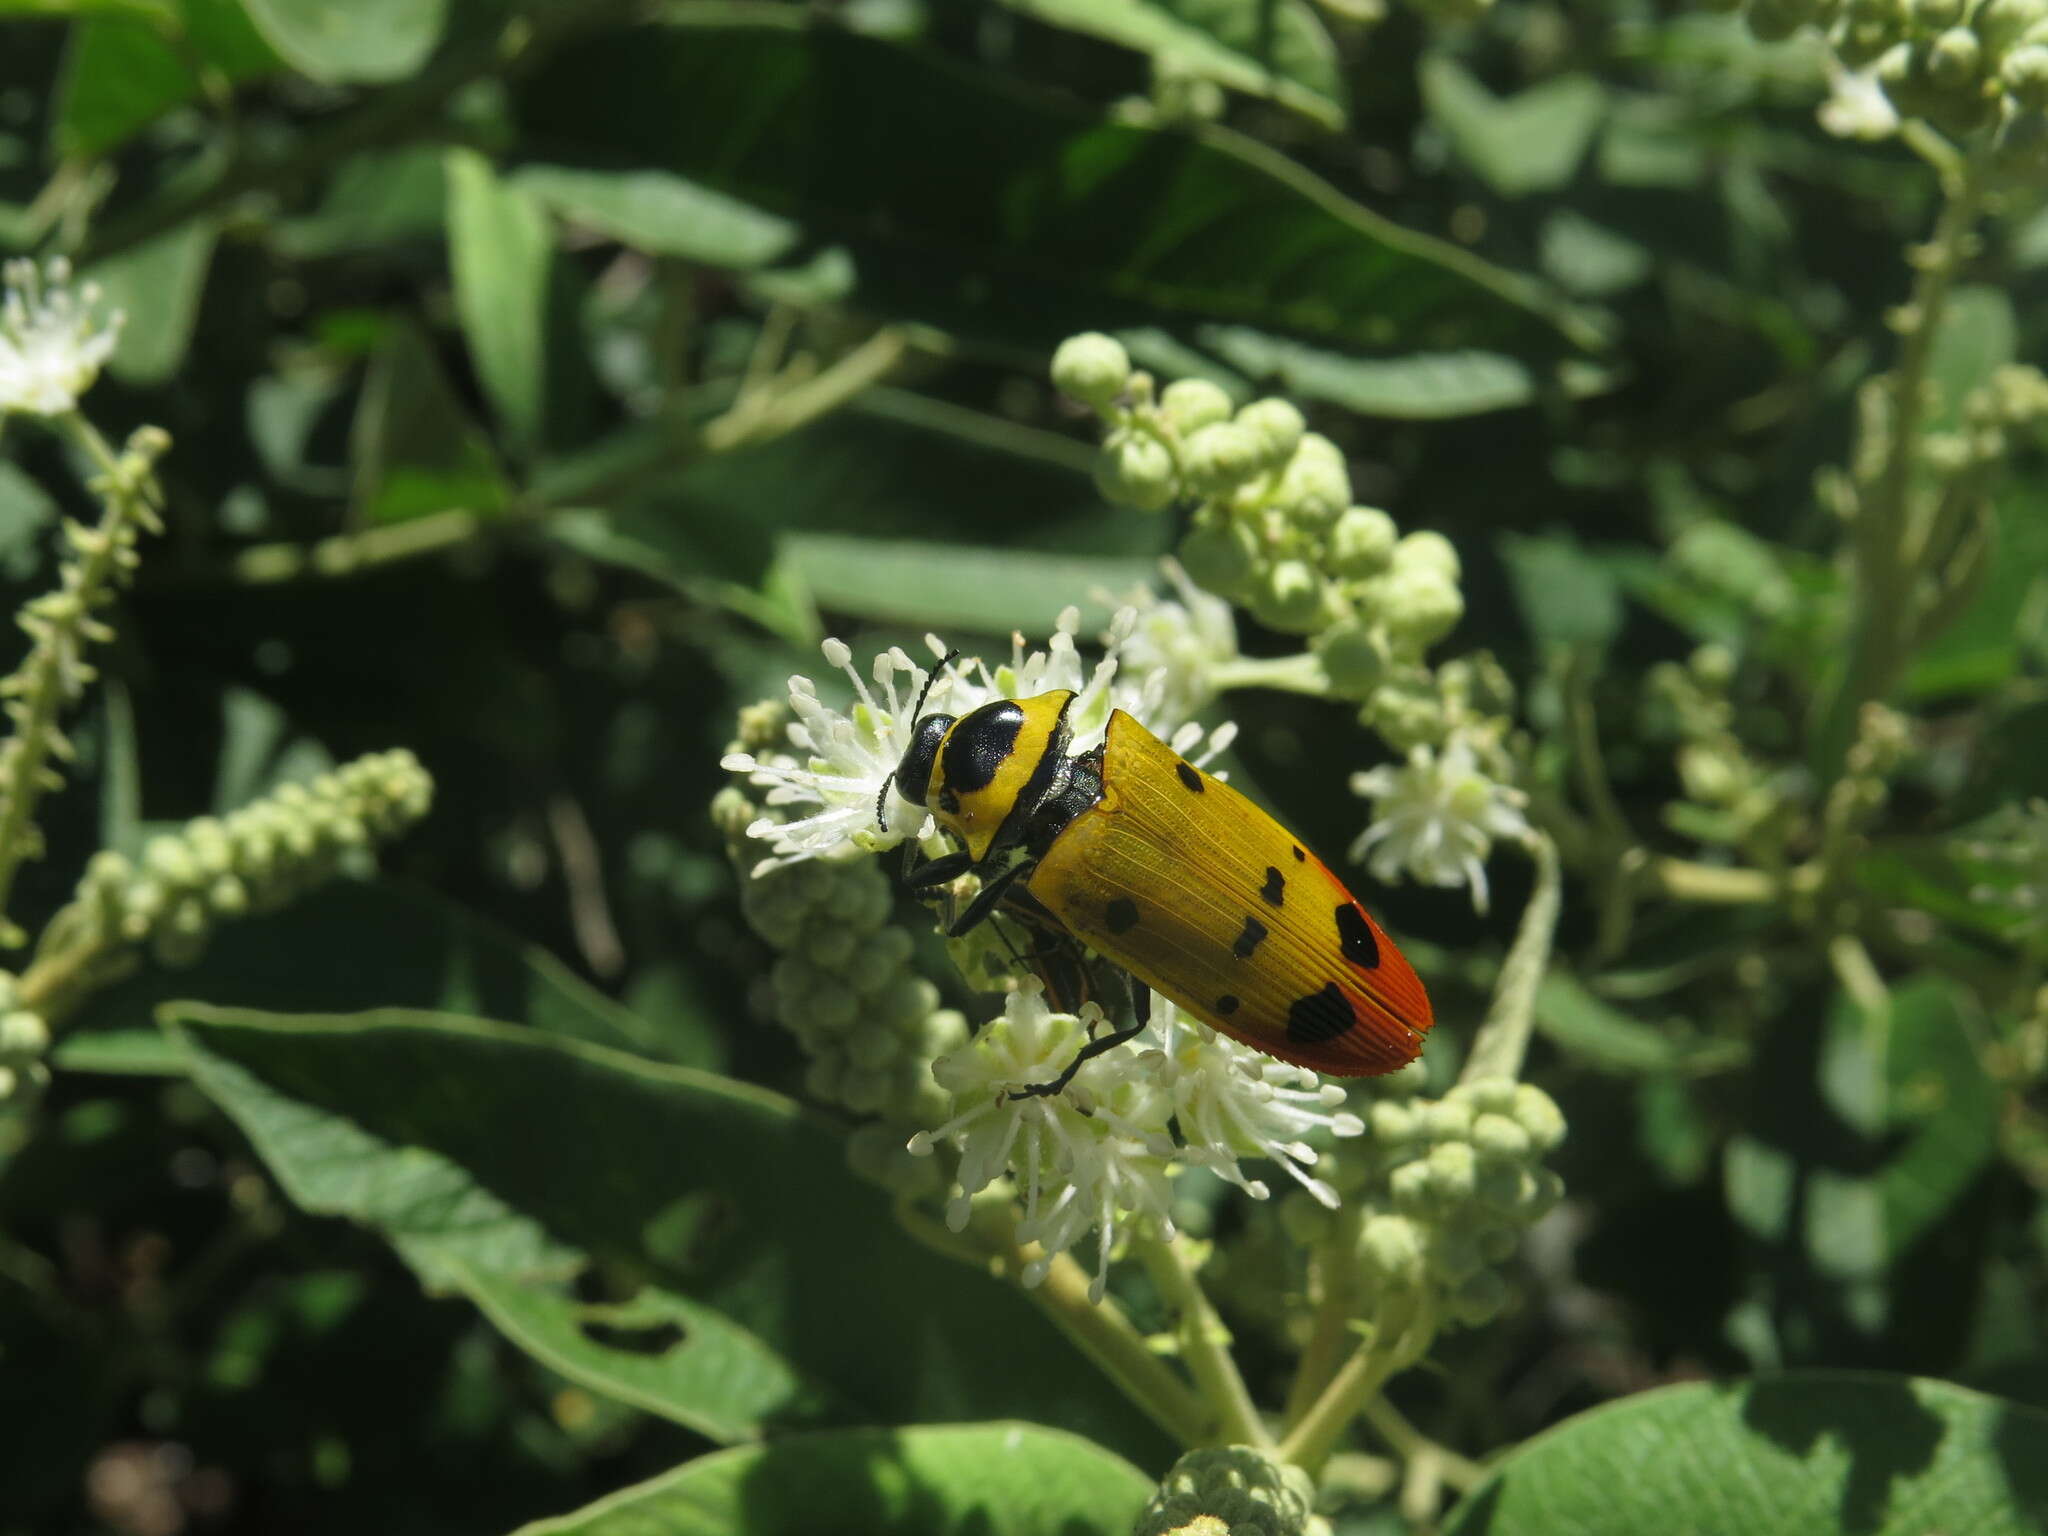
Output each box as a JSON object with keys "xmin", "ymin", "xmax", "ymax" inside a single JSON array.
[{"xmin": 885, "ymin": 673, "xmax": 1433, "ymax": 1097}]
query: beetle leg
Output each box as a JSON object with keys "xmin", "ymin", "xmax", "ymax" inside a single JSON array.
[
  {"xmin": 944, "ymin": 858, "xmax": 1034, "ymax": 937},
  {"xmin": 1006, "ymin": 982, "xmax": 1150, "ymax": 1100},
  {"xmin": 906, "ymin": 849, "xmax": 974, "ymax": 890}
]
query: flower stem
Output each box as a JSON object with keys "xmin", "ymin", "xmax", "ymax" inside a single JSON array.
[
  {"xmin": 1134, "ymin": 1232, "xmax": 1274, "ymax": 1450},
  {"xmin": 0, "ymin": 417, "xmax": 162, "ymax": 946},
  {"xmin": 1818, "ymin": 141, "xmax": 1989, "ymax": 775},
  {"xmin": 1210, "ymin": 652, "xmax": 1329, "ymax": 696},
  {"xmin": 1460, "ymin": 833, "xmax": 1561, "ymax": 1085},
  {"xmin": 1363, "ymin": 1394, "xmax": 1483, "ymax": 1492},
  {"xmin": 1283, "ymin": 1207, "xmax": 1362, "ymax": 1426},
  {"xmin": 1277, "ymin": 1292, "xmax": 1432, "ymax": 1474},
  {"xmin": 893, "ymin": 1195, "xmax": 1211, "ymax": 1446}
]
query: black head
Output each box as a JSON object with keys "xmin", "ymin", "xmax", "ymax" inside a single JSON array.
[{"xmin": 893, "ymin": 713, "xmax": 955, "ymax": 811}]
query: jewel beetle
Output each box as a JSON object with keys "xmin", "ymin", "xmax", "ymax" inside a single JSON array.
[{"xmin": 885, "ymin": 676, "xmax": 1433, "ymax": 1096}]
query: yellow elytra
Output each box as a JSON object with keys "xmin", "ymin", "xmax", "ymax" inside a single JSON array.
[{"xmin": 892, "ymin": 687, "xmax": 1432, "ymax": 1093}]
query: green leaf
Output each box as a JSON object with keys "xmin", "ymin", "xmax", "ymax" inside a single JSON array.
[
  {"xmin": 238, "ymin": 0, "xmax": 444, "ymax": 83},
  {"xmin": 52, "ymin": 0, "xmax": 278, "ymax": 158},
  {"xmin": 1000, "ymin": 0, "xmax": 1344, "ymax": 129},
  {"xmin": 514, "ymin": 16, "xmax": 1590, "ymax": 358},
  {"xmin": 512, "ymin": 1422, "xmax": 1153, "ymax": 1536},
  {"xmin": 70, "ymin": 880, "xmax": 693, "ymax": 1063},
  {"xmin": 1905, "ymin": 477, "xmax": 2048, "ymax": 699},
  {"xmin": 446, "ymin": 150, "xmax": 553, "ymax": 450},
  {"xmin": 778, "ymin": 535, "xmax": 1157, "ymax": 637},
  {"xmin": 1539, "ymin": 211, "xmax": 1652, "ymax": 298},
  {"xmin": 272, "ymin": 145, "xmax": 449, "ymax": 259},
  {"xmin": 511, "ymin": 166, "xmax": 799, "ymax": 267},
  {"xmin": 349, "ymin": 319, "xmax": 510, "ymax": 525},
  {"xmin": 1421, "ymin": 57, "xmax": 1607, "ymax": 198},
  {"xmin": 1443, "ymin": 1373, "xmax": 2048, "ymax": 1536},
  {"xmin": 86, "ymin": 216, "xmax": 217, "ymax": 385},
  {"xmin": 1195, "ymin": 326, "xmax": 1544, "ymax": 418},
  {"xmin": 1498, "ymin": 532, "xmax": 1624, "ymax": 652},
  {"xmin": 1533, "ymin": 971, "xmax": 1742, "ymax": 1075},
  {"xmin": 51, "ymin": 1027, "xmax": 187, "ymax": 1075},
  {"xmin": 168, "ymin": 1006, "xmax": 1170, "ymax": 1464}
]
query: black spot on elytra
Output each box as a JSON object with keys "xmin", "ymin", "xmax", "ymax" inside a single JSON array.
[
  {"xmin": 1175, "ymin": 760, "xmax": 1204, "ymax": 793},
  {"xmin": 1261, "ymin": 867, "xmax": 1286, "ymax": 906},
  {"xmin": 1215, "ymin": 994, "xmax": 1240, "ymax": 1016},
  {"xmin": 1288, "ymin": 983, "xmax": 1355, "ymax": 1046},
  {"xmin": 1292, "ymin": 845, "xmax": 1306, "ymax": 862},
  {"xmin": 1105, "ymin": 897, "xmax": 1140, "ymax": 935},
  {"xmin": 1335, "ymin": 903, "xmax": 1380, "ymax": 969},
  {"xmin": 940, "ymin": 700, "xmax": 1024, "ymax": 792},
  {"xmin": 1232, "ymin": 915, "xmax": 1268, "ymax": 960}
]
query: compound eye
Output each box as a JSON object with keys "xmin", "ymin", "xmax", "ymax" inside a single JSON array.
[{"xmin": 894, "ymin": 715, "xmax": 955, "ymax": 806}]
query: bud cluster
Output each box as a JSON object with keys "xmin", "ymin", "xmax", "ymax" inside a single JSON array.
[
  {"xmin": 1134, "ymin": 1447, "xmax": 1319, "ymax": 1536},
  {"xmin": 714, "ymin": 705, "xmax": 964, "ymax": 1174},
  {"xmin": 1052, "ymin": 332, "xmax": 1489, "ymax": 753},
  {"xmin": 57, "ymin": 750, "xmax": 435, "ymax": 971},
  {"xmin": 1722, "ymin": 0, "xmax": 2048, "ymax": 156},
  {"xmin": 0, "ymin": 972, "xmax": 50, "ymax": 1110},
  {"xmin": 1293, "ymin": 1072, "xmax": 1566, "ymax": 1330},
  {"xmin": 1646, "ymin": 646, "xmax": 1788, "ymax": 851}
]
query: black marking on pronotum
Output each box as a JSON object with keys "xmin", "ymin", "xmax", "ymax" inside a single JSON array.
[
  {"xmin": 937, "ymin": 786, "xmax": 961, "ymax": 815},
  {"xmin": 1215, "ymin": 993, "xmax": 1240, "ymax": 1016},
  {"xmin": 1261, "ymin": 867, "xmax": 1286, "ymax": 907},
  {"xmin": 940, "ymin": 700, "xmax": 1024, "ymax": 792},
  {"xmin": 1292, "ymin": 845, "xmax": 1306, "ymax": 863},
  {"xmin": 1287, "ymin": 983, "xmax": 1354, "ymax": 1046},
  {"xmin": 1175, "ymin": 760, "xmax": 1204, "ymax": 794},
  {"xmin": 1232, "ymin": 915, "xmax": 1269, "ymax": 960},
  {"xmin": 1105, "ymin": 897, "xmax": 1140, "ymax": 935},
  {"xmin": 1335, "ymin": 902, "xmax": 1380, "ymax": 969}
]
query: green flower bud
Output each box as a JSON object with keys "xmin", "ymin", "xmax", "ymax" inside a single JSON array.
[
  {"xmin": 1328, "ymin": 506, "xmax": 1399, "ymax": 579},
  {"xmin": 1393, "ymin": 529, "xmax": 1461, "ymax": 582},
  {"xmin": 1689, "ymin": 643, "xmax": 1736, "ymax": 688},
  {"xmin": 1158, "ymin": 377, "xmax": 1235, "ymax": 435},
  {"xmin": 1835, "ymin": 18, "xmax": 1897, "ymax": 64},
  {"xmin": 1050, "ymin": 332, "xmax": 1132, "ymax": 408},
  {"xmin": 1450, "ymin": 1269, "xmax": 1509, "ymax": 1327},
  {"xmin": 1137, "ymin": 1447, "xmax": 1318, "ymax": 1536},
  {"xmin": 1910, "ymin": 0, "xmax": 1964, "ymax": 31},
  {"xmin": 1095, "ymin": 427, "xmax": 1178, "ymax": 512},
  {"xmin": 1314, "ymin": 619, "xmax": 1392, "ymax": 698},
  {"xmin": 1431, "ymin": 1224, "xmax": 1486, "ymax": 1281},
  {"xmin": 809, "ymin": 924, "xmax": 858, "ymax": 969},
  {"xmin": 144, "ymin": 834, "xmax": 201, "ymax": 889},
  {"xmin": 1389, "ymin": 1158, "xmax": 1435, "ymax": 1215},
  {"xmin": 1176, "ymin": 517, "xmax": 1261, "ymax": 597},
  {"xmin": 1357, "ymin": 1212, "xmax": 1428, "ymax": 1286},
  {"xmin": 1234, "ymin": 398, "xmax": 1307, "ymax": 470},
  {"xmin": 1273, "ymin": 434, "xmax": 1350, "ymax": 527},
  {"xmin": 1418, "ymin": 1098, "xmax": 1475, "ymax": 1143},
  {"xmin": 1377, "ymin": 1060, "xmax": 1430, "ymax": 1097},
  {"xmin": 847, "ymin": 1022, "xmax": 904, "ymax": 1069},
  {"xmin": 1426, "ymin": 1139, "xmax": 1479, "ymax": 1203},
  {"xmin": 1928, "ymin": 25, "xmax": 1983, "ymax": 86},
  {"xmin": 1182, "ymin": 422, "xmax": 1267, "ymax": 495},
  {"xmin": 1253, "ymin": 559, "xmax": 1332, "ymax": 634},
  {"xmin": 1974, "ymin": 0, "xmax": 2048, "ymax": 56},
  {"xmin": 1471, "ymin": 1112, "xmax": 1532, "ymax": 1164},
  {"xmin": 2004, "ymin": 41, "xmax": 2048, "ymax": 103},
  {"xmin": 1366, "ymin": 677, "xmax": 1447, "ymax": 752},
  {"xmin": 1380, "ymin": 568, "xmax": 1464, "ymax": 649},
  {"xmin": 1477, "ymin": 1220, "xmax": 1521, "ymax": 1263},
  {"xmin": 1512, "ymin": 1083, "xmax": 1567, "ymax": 1151},
  {"xmin": 1451, "ymin": 1077, "xmax": 1519, "ymax": 1115},
  {"xmin": 0, "ymin": 1009, "xmax": 49, "ymax": 1056},
  {"xmin": 1369, "ymin": 1098, "xmax": 1420, "ymax": 1145}
]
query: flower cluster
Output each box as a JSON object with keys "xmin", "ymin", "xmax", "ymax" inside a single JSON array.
[
  {"xmin": 1294, "ymin": 1072, "xmax": 1566, "ymax": 1330},
  {"xmin": 52, "ymin": 750, "xmax": 434, "ymax": 973},
  {"xmin": 908, "ymin": 983, "xmax": 1365, "ymax": 1301},
  {"xmin": 0, "ymin": 258, "xmax": 123, "ymax": 419},
  {"xmin": 1648, "ymin": 645, "xmax": 1785, "ymax": 852},
  {"xmin": 1720, "ymin": 0, "xmax": 2048, "ymax": 152},
  {"xmin": 1135, "ymin": 1447, "xmax": 1319, "ymax": 1536},
  {"xmin": 713, "ymin": 703, "xmax": 964, "ymax": 1173}
]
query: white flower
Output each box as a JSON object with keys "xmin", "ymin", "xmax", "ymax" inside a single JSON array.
[
  {"xmin": 1100, "ymin": 560, "xmax": 1239, "ymax": 737},
  {"xmin": 1818, "ymin": 59, "xmax": 1898, "ymax": 141},
  {"xmin": 909, "ymin": 982, "xmax": 1176, "ymax": 1301},
  {"xmin": 1350, "ymin": 732, "xmax": 1530, "ymax": 913},
  {"xmin": 909, "ymin": 984, "xmax": 1362, "ymax": 1301},
  {"xmin": 722, "ymin": 609, "xmax": 1236, "ymax": 873},
  {"xmin": 0, "ymin": 258, "xmax": 124, "ymax": 418},
  {"xmin": 1147, "ymin": 1010, "xmax": 1364, "ymax": 1209}
]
